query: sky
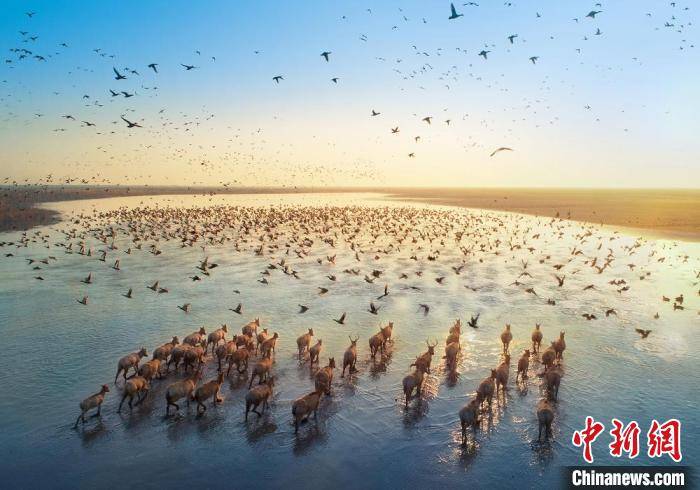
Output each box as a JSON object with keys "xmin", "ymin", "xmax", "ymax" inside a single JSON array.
[{"xmin": 0, "ymin": 0, "xmax": 698, "ymax": 188}]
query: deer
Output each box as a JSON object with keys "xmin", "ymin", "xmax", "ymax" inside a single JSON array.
[
  {"xmin": 296, "ymin": 328, "xmax": 314, "ymax": 359},
  {"xmin": 341, "ymin": 335, "xmax": 359, "ymax": 377},
  {"xmin": 314, "ymin": 358, "xmax": 336, "ymax": 395},
  {"xmin": 500, "ymin": 324, "xmax": 513, "ymax": 354},
  {"xmin": 410, "ymin": 339, "xmax": 438, "ymax": 374},
  {"xmin": 245, "ymin": 378, "xmax": 274, "ymax": 420},
  {"xmin": 476, "ymin": 369, "xmax": 497, "ymax": 409},
  {"xmin": 242, "ymin": 318, "xmax": 260, "ymax": 337},
  {"xmin": 292, "ymin": 389, "xmax": 323, "ymax": 433},
  {"xmin": 114, "ymin": 347, "xmax": 148, "ymax": 384},
  {"xmin": 74, "ymin": 385, "xmax": 109, "ymax": 427},
  {"xmin": 516, "ymin": 349, "xmax": 530, "ymax": 382},
  {"xmin": 308, "ymin": 339, "xmax": 323, "ymax": 367},
  {"xmin": 531, "ymin": 324, "xmax": 543, "ymax": 353},
  {"xmin": 552, "ymin": 331, "xmax": 566, "ymax": 360},
  {"xmin": 459, "ymin": 398, "xmax": 480, "ymax": 446},
  {"xmin": 183, "ymin": 327, "xmax": 206, "ymax": 347},
  {"xmin": 537, "ymin": 399, "xmax": 554, "ymax": 441},
  {"xmin": 402, "ymin": 364, "xmax": 429, "ymax": 407},
  {"xmin": 260, "ymin": 332, "xmax": 279, "ymax": 358}
]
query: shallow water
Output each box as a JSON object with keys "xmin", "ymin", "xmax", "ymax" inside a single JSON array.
[{"xmin": 0, "ymin": 193, "xmax": 698, "ymax": 489}]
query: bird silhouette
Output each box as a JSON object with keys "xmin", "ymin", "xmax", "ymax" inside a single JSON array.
[{"xmin": 448, "ymin": 3, "xmax": 463, "ymax": 20}]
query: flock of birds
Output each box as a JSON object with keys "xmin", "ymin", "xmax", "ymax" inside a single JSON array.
[
  {"xmin": 1, "ymin": 2, "xmax": 695, "ymax": 187},
  {"xmin": 2, "ymin": 200, "xmax": 697, "ymax": 446}
]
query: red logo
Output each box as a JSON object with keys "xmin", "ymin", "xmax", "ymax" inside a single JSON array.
[
  {"xmin": 609, "ymin": 419, "xmax": 640, "ymax": 459},
  {"xmin": 572, "ymin": 416, "xmax": 606, "ymax": 463},
  {"xmin": 647, "ymin": 419, "xmax": 682, "ymax": 462},
  {"xmin": 573, "ymin": 417, "xmax": 683, "ymax": 463}
]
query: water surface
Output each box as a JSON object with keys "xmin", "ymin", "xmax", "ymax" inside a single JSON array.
[{"xmin": 0, "ymin": 193, "xmax": 697, "ymax": 489}]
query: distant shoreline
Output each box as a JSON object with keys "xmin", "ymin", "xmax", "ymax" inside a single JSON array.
[{"xmin": 1, "ymin": 186, "xmax": 699, "ymax": 240}]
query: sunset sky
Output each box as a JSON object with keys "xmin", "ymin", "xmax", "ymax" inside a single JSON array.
[{"xmin": 1, "ymin": 0, "xmax": 698, "ymax": 188}]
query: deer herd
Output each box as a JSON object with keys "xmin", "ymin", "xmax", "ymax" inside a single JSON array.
[{"xmin": 75, "ymin": 317, "xmax": 567, "ymax": 446}]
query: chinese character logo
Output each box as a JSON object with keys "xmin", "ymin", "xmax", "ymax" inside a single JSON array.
[
  {"xmin": 647, "ymin": 419, "xmax": 682, "ymax": 462},
  {"xmin": 572, "ymin": 416, "xmax": 605, "ymax": 463}
]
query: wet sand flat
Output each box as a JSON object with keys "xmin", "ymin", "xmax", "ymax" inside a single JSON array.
[{"xmin": 388, "ymin": 188, "xmax": 700, "ymax": 240}]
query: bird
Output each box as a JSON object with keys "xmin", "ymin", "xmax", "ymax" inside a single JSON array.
[
  {"xmin": 113, "ymin": 67, "xmax": 126, "ymax": 80},
  {"xmin": 508, "ymin": 34, "xmax": 518, "ymax": 44},
  {"xmin": 553, "ymin": 274, "xmax": 565, "ymax": 287},
  {"xmin": 586, "ymin": 10, "xmax": 602, "ymax": 19},
  {"xmin": 178, "ymin": 303, "xmax": 191, "ymax": 313},
  {"xmin": 123, "ymin": 288, "xmax": 132, "ymax": 299},
  {"xmin": 635, "ymin": 329, "xmax": 652, "ymax": 339},
  {"xmin": 368, "ymin": 302, "xmax": 380, "ymax": 315},
  {"xmin": 448, "ymin": 3, "xmax": 463, "ymax": 20},
  {"xmin": 334, "ymin": 312, "xmax": 346, "ymax": 324},
  {"xmin": 147, "ymin": 63, "xmax": 158, "ymax": 73},
  {"xmin": 529, "ymin": 56, "xmax": 539, "ymax": 64},
  {"xmin": 272, "ymin": 75, "xmax": 284, "ymax": 83},
  {"xmin": 298, "ymin": 304, "xmax": 309, "ymax": 313},
  {"xmin": 181, "ymin": 64, "xmax": 197, "ymax": 70},
  {"xmin": 77, "ymin": 296, "xmax": 88, "ymax": 305},
  {"xmin": 582, "ymin": 313, "xmax": 597, "ymax": 320},
  {"xmin": 331, "ymin": 77, "xmax": 339, "ymax": 83},
  {"xmin": 371, "ymin": 110, "xmax": 380, "ymax": 116},
  {"xmin": 418, "ymin": 304, "xmax": 430, "ymax": 316},
  {"xmin": 81, "ymin": 272, "xmax": 92, "ymax": 284},
  {"xmin": 490, "ymin": 147, "xmax": 513, "ymax": 157},
  {"xmin": 147, "ymin": 281, "xmax": 159, "ymax": 291},
  {"xmin": 605, "ymin": 309, "xmax": 617, "ymax": 317},
  {"xmin": 391, "ymin": 127, "xmax": 399, "ymax": 134},
  {"xmin": 230, "ymin": 303, "xmax": 242, "ymax": 314},
  {"xmin": 422, "ymin": 116, "xmax": 432, "ymax": 125},
  {"xmin": 320, "ymin": 51, "xmax": 331, "ymax": 62},
  {"xmin": 120, "ymin": 116, "xmax": 142, "ymax": 128},
  {"xmin": 478, "ymin": 50, "xmax": 490, "ymax": 59},
  {"xmin": 467, "ymin": 313, "xmax": 480, "ymax": 328},
  {"xmin": 318, "ymin": 287, "xmax": 329, "ymax": 295}
]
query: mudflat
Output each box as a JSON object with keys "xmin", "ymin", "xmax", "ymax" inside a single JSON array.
[
  {"xmin": 388, "ymin": 188, "xmax": 700, "ymax": 240},
  {"xmin": 2, "ymin": 186, "xmax": 699, "ymax": 240}
]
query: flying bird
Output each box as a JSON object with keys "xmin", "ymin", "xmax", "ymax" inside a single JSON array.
[
  {"xmin": 113, "ymin": 67, "xmax": 126, "ymax": 80},
  {"xmin": 448, "ymin": 3, "xmax": 463, "ymax": 20},
  {"xmin": 490, "ymin": 147, "xmax": 513, "ymax": 157},
  {"xmin": 120, "ymin": 116, "xmax": 142, "ymax": 128}
]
